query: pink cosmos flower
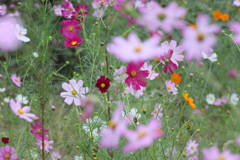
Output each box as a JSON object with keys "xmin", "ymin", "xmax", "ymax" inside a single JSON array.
[
  {"xmin": 113, "ymin": 66, "xmax": 128, "ymax": 83},
  {"xmin": 202, "ymin": 146, "xmax": 240, "ymax": 160},
  {"xmin": 151, "ymin": 104, "xmax": 163, "ymax": 120},
  {"xmin": 94, "ymin": 0, "xmax": 110, "ymax": 6},
  {"xmin": 228, "ymin": 68, "xmax": 238, "ymax": 78},
  {"xmin": 0, "ymin": 74, "xmax": 3, "ymax": 77},
  {"xmin": 60, "ymin": 79, "xmax": 89, "ymax": 106},
  {"xmin": 107, "ymin": 32, "xmax": 160, "ymax": 62},
  {"xmin": 100, "ymin": 102, "xmax": 129, "ymax": 149},
  {"xmin": 229, "ymin": 22, "xmax": 240, "ymax": 44},
  {"xmin": 53, "ymin": 5, "xmax": 63, "ymax": 16},
  {"xmin": 0, "ymin": 5, "xmax": 7, "ymax": 16},
  {"xmin": 140, "ymin": 62, "xmax": 159, "ymax": 80},
  {"xmin": 233, "ymin": 0, "xmax": 240, "ymax": 6},
  {"xmin": 10, "ymin": 99, "xmax": 37, "ymax": 122},
  {"xmin": 0, "ymin": 17, "xmax": 22, "ymax": 52},
  {"xmin": 60, "ymin": 20, "xmax": 82, "ymax": 37},
  {"xmin": 0, "ymin": 146, "xmax": 18, "ymax": 160},
  {"xmin": 165, "ymin": 80, "xmax": 177, "ymax": 95},
  {"xmin": 137, "ymin": 1, "xmax": 186, "ymax": 32},
  {"xmin": 125, "ymin": 61, "xmax": 149, "ymax": 91},
  {"xmin": 36, "ymin": 135, "xmax": 54, "ymax": 152},
  {"xmin": 61, "ymin": 1, "xmax": 75, "ymax": 18},
  {"xmin": 10, "ymin": 74, "xmax": 21, "ymax": 87},
  {"xmin": 51, "ymin": 151, "xmax": 61, "ymax": 160},
  {"xmin": 123, "ymin": 86, "xmax": 145, "ymax": 98},
  {"xmin": 93, "ymin": 8, "xmax": 104, "ymax": 19},
  {"xmin": 181, "ymin": 14, "xmax": 221, "ymax": 61},
  {"xmin": 80, "ymin": 96, "xmax": 98, "ymax": 122},
  {"xmin": 213, "ymin": 97, "xmax": 228, "ymax": 106},
  {"xmin": 149, "ymin": 30, "xmax": 164, "ymax": 40},
  {"xmin": 159, "ymin": 49, "xmax": 177, "ymax": 74},
  {"xmin": 30, "ymin": 120, "xmax": 49, "ymax": 136},
  {"xmin": 64, "ymin": 35, "xmax": 84, "ymax": 48},
  {"xmin": 186, "ymin": 139, "xmax": 198, "ymax": 156},
  {"xmin": 122, "ymin": 118, "xmax": 162, "ymax": 154},
  {"xmin": 72, "ymin": 4, "xmax": 89, "ymax": 20}
]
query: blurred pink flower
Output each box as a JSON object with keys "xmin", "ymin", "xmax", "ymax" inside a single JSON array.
[
  {"xmin": 151, "ymin": 104, "xmax": 163, "ymax": 120},
  {"xmin": 51, "ymin": 151, "xmax": 61, "ymax": 160},
  {"xmin": 61, "ymin": 1, "xmax": 75, "ymax": 18},
  {"xmin": 113, "ymin": 66, "xmax": 128, "ymax": 83},
  {"xmin": 80, "ymin": 96, "xmax": 98, "ymax": 122},
  {"xmin": 60, "ymin": 20, "xmax": 82, "ymax": 37},
  {"xmin": 0, "ymin": 146, "xmax": 18, "ymax": 160},
  {"xmin": 233, "ymin": 0, "xmax": 240, "ymax": 6},
  {"xmin": 123, "ymin": 86, "xmax": 145, "ymax": 98},
  {"xmin": 228, "ymin": 68, "xmax": 238, "ymax": 78},
  {"xmin": 213, "ymin": 97, "xmax": 228, "ymax": 106},
  {"xmin": 125, "ymin": 61, "xmax": 149, "ymax": 90},
  {"xmin": 202, "ymin": 146, "xmax": 240, "ymax": 160},
  {"xmin": 181, "ymin": 14, "xmax": 221, "ymax": 61},
  {"xmin": 140, "ymin": 62, "xmax": 159, "ymax": 80},
  {"xmin": 30, "ymin": 120, "xmax": 49, "ymax": 136},
  {"xmin": 165, "ymin": 80, "xmax": 177, "ymax": 95},
  {"xmin": 64, "ymin": 35, "xmax": 84, "ymax": 47},
  {"xmin": 149, "ymin": 30, "xmax": 164, "ymax": 40},
  {"xmin": 107, "ymin": 32, "xmax": 160, "ymax": 62},
  {"xmin": 11, "ymin": 73, "xmax": 21, "ymax": 87},
  {"xmin": 53, "ymin": 5, "xmax": 63, "ymax": 16},
  {"xmin": 93, "ymin": 8, "xmax": 104, "ymax": 19},
  {"xmin": 10, "ymin": 99, "xmax": 37, "ymax": 122},
  {"xmin": 236, "ymin": 135, "xmax": 240, "ymax": 146},
  {"xmin": 0, "ymin": 5, "xmax": 7, "ymax": 16},
  {"xmin": 60, "ymin": 79, "xmax": 88, "ymax": 106},
  {"xmin": 122, "ymin": 118, "xmax": 162, "ymax": 154},
  {"xmin": 159, "ymin": 49, "xmax": 177, "ymax": 74},
  {"xmin": 36, "ymin": 135, "xmax": 54, "ymax": 152},
  {"xmin": 137, "ymin": 1, "xmax": 186, "ymax": 32},
  {"xmin": 100, "ymin": 102, "xmax": 129, "ymax": 149},
  {"xmin": 0, "ymin": 17, "xmax": 22, "ymax": 51},
  {"xmin": 72, "ymin": 4, "xmax": 89, "ymax": 20}
]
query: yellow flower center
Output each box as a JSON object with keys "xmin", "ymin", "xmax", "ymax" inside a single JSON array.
[
  {"xmin": 101, "ymin": 0, "xmax": 105, "ymax": 4},
  {"xmin": 135, "ymin": 46, "xmax": 141, "ymax": 52},
  {"xmin": 18, "ymin": 109, "xmax": 24, "ymax": 114},
  {"xmin": 108, "ymin": 120, "xmax": 116, "ymax": 129},
  {"xmin": 71, "ymin": 90, "xmax": 77, "ymax": 95},
  {"xmin": 4, "ymin": 153, "xmax": 10, "ymax": 158},
  {"xmin": 167, "ymin": 86, "xmax": 172, "ymax": 90},
  {"xmin": 36, "ymin": 129, "xmax": 41, "ymax": 133},
  {"xmin": 71, "ymin": 41, "xmax": 77, "ymax": 46},
  {"xmin": 42, "ymin": 142, "xmax": 46, "ymax": 146},
  {"xmin": 138, "ymin": 131, "xmax": 146, "ymax": 138},
  {"xmin": 148, "ymin": 70, "xmax": 150, "ymax": 73},
  {"xmin": 100, "ymin": 83, "xmax": 105, "ymax": 88},
  {"xmin": 191, "ymin": 146, "xmax": 194, "ymax": 149},
  {"xmin": 158, "ymin": 14, "xmax": 166, "ymax": 20},
  {"xmin": 15, "ymin": 78, "xmax": 19, "ymax": 82},
  {"xmin": 130, "ymin": 71, "xmax": 136, "ymax": 77},
  {"xmin": 217, "ymin": 155, "xmax": 226, "ymax": 160},
  {"xmin": 197, "ymin": 33, "xmax": 204, "ymax": 41},
  {"xmin": 68, "ymin": 26, "xmax": 74, "ymax": 31}
]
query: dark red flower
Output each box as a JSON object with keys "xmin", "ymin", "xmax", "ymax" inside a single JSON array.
[
  {"xmin": 1, "ymin": 137, "xmax": 9, "ymax": 144},
  {"xmin": 95, "ymin": 76, "xmax": 110, "ymax": 93}
]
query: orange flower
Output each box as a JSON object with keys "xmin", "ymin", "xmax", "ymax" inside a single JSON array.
[
  {"xmin": 201, "ymin": 108, "xmax": 206, "ymax": 114},
  {"xmin": 238, "ymin": 8, "xmax": 240, "ymax": 12},
  {"xmin": 182, "ymin": 93, "xmax": 197, "ymax": 109},
  {"xmin": 171, "ymin": 73, "xmax": 182, "ymax": 84},
  {"xmin": 220, "ymin": 13, "xmax": 229, "ymax": 21},
  {"xmin": 212, "ymin": 11, "xmax": 222, "ymax": 20}
]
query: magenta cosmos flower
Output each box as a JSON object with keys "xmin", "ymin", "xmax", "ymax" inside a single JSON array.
[
  {"xmin": 202, "ymin": 146, "xmax": 240, "ymax": 160},
  {"xmin": 125, "ymin": 61, "xmax": 149, "ymax": 91},
  {"xmin": 60, "ymin": 79, "xmax": 89, "ymax": 106},
  {"xmin": 61, "ymin": 0, "xmax": 75, "ymax": 18},
  {"xmin": 181, "ymin": 14, "xmax": 221, "ymax": 61},
  {"xmin": 100, "ymin": 102, "xmax": 129, "ymax": 149},
  {"xmin": 137, "ymin": 1, "xmax": 186, "ymax": 32},
  {"xmin": 229, "ymin": 22, "xmax": 240, "ymax": 44},
  {"xmin": 60, "ymin": 20, "xmax": 82, "ymax": 37},
  {"xmin": 64, "ymin": 35, "xmax": 84, "ymax": 48},
  {"xmin": 30, "ymin": 120, "xmax": 49, "ymax": 136},
  {"xmin": 10, "ymin": 99, "xmax": 37, "ymax": 122},
  {"xmin": 165, "ymin": 80, "xmax": 177, "ymax": 95},
  {"xmin": 10, "ymin": 74, "xmax": 21, "ymax": 87},
  {"xmin": 0, "ymin": 146, "xmax": 18, "ymax": 160},
  {"xmin": 72, "ymin": 4, "xmax": 89, "ymax": 20},
  {"xmin": 107, "ymin": 32, "xmax": 160, "ymax": 62},
  {"xmin": 36, "ymin": 135, "xmax": 54, "ymax": 152},
  {"xmin": 122, "ymin": 118, "xmax": 162, "ymax": 154}
]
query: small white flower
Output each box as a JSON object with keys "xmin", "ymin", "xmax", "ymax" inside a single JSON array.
[
  {"xmin": 206, "ymin": 93, "xmax": 215, "ymax": 104},
  {"xmin": 74, "ymin": 155, "xmax": 83, "ymax": 160},
  {"xmin": 202, "ymin": 52, "xmax": 217, "ymax": 62},
  {"xmin": 15, "ymin": 24, "xmax": 30, "ymax": 42},
  {"xmin": 230, "ymin": 93, "xmax": 239, "ymax": 106},
  {"xmin": 3, "ymin": 97, "xmax": 10, "ymax": 103},
  {"xmin": 16, "ymin": 94, "xmax": 28, "ymax": 104},
  {"xmin": 93, "ymin": 8, "xmax": 104, "ymax": 19},
  {"xmin": 33, "ymin": 52, "xmax": 38, "ymax": 58},
  {"xmin": 0, "ymin": 88, "xmax": 6, "ymax": 92}
]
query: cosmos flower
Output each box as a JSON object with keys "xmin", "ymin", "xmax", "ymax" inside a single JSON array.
[
  {"xmin": 60, "ymin": 79, "xmax": 89, "ymax": 106},
  {"xmin": 30, "ymin": 120, "xmax": 49, "ymax": 136},
  {"xmin": 107, "ymin": 32, "xmax": 160, "ymax": 62},
  {"xmin": 61, "ymin": 1, "xmax": 75, "ymax": 18},
  {"xmin": 1, "ymin": 137, "xmax": 9, "ymax": 144},
  {"xmin": 182, "ymin": 93, "xmax": 197, "ymax": 109},
  {"xmin": 186, "ymin": 139, "xmax": 198, "ymax": 156},
  {"xmin": 0, "ymin": 146, "xmax": 18, "ymax": 160},
  {"xmin": 230, "ymin": 93, "xmax": 239, "ymax": 106},
  {"xmin": 53, "ymin": 5, "xmax": 63, "ymax": 16},
  {"xmin": 11, "ymin": 74, "xmax": 21, "ymax": 87},
  {"xmin": 206, "ymin": 93, "xmax": 215, "ymax": 105},
  {"xmin": 15, "ymin": 94, "xmax": 28, "ymax": 104},
  {"xmin": 122, "ymin": 86, "xmax": 145, "ymax": 98},
  {"xmin": 140, "ymin": 62, "xmax": 159, "ymax": 80},
  {"xmin": 165, "ymin": 80, "xmax": 177, "ymax": 95},
  {"xmin": 202, "ymin": 52, "xmax": 217, "ymax": 62},
  {"xmin": 93, "ymin": 8, "xmax": 104, "ymax": 19},
  {"xmin": 113, "ymin": 66, "xmax": 128, "ymax": 83},
  {"xmin": 229, "ymin": 22, "xmax": 240, "ymax": 44},
  {"xmin": 202, "ymin": 146, "xmax": 240, "ymax": 160},
  {"xmin": 95, "ymin": 76, "xmax": 111, "ymax": 93},
  {"xmin": 0, "ymin": 5, "xmax": 7, "ymax": 16},
  {"xmin": 80, "ymin": 95, "xmax": 98, "ymax": 122},
  {"xmin": 51, "ymin": 152, "xmax": 62, "ymax": 160},
  {"xmin": 233, "ymin": 0, "xmax": 240, "ymax": 6},
  {"xmin": 72, "ymin": 4, "xmax": 89, "ymax": 20},
  {"xmin": 151, "ymin": 104, "xmax": 163, "ymax": 120},
  {"xmin": 213, "ymin": 97, "xmax": 228, "ymax": 106},
  {"xmin": 10, "ymin": 99, "xmax": 37, "ymax": 122},
  {"xmin": 171, "ymin": 73, "xmax": 182, "ymax": 84},
  {"xmin": 60, "ymin": 20, "xmax": 82, "ymax": 37},
  {"xmin": 36, "ymin": 135, "xmax": 54, "ymax": 152},
  {"xmin": 64, "ymin": 35, "xmax": 84, "ymax": 47},
  {"xmin": 125, "ymin": 61, "xmax": 149, "ymax": 91},
  {"xmin": 15, "ymin": 24, "xmax": 30, "ymax": 42}
]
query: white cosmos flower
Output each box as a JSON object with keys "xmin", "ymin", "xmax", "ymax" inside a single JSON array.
[
  {"xmin": 230, "ymin": 93, "xmax": 239, "ymax": 106},
  {"xmin": 202, "ymin": 52, "xmax": 217, "ymax": 62},
  {"xmin": 15, "ymin": 24, "xmax": 30, "ymax": 42},
  {"xmin": 0, "ymin": 88, "xmax": 6, "ymax": 92},
  {"xmin": 206, "ymin": 93, "xmax": 216, "ymax": 104},
  {"xmin": 16, "ymin": 94, "xmax": 28, "ymax": 104},
  {"xmin": 3, "ymin": 97, "xmax": 10, "ymax": 103}
]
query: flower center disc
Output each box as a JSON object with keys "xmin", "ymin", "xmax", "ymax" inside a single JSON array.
[
  {"xmin": 138, "ymin": 131, "xmax": 146, "ymax": 138},
  {"xmin": 108, "ymin": 120, "xmax": 116, "ymax": 129},
  {"xmin": 71, "ymin": 90, "xmax": 77, "ymax": 95},
  {"xmin": 158, "ymin": 13, "xmax": 166, "ymax": 20},
  {"xmin": 130, "ymin": 71, "xmax": 136, "ymax": 77},
  {"xmin": 100, "ymin": 83, "xmax": 105, "ymax": 88},
  {"xmin": 4, "ymin": 153, "xmax": 10, "ymax": 158},
  {"xmin": 68, "ymin": 26, "xmax": 74, "ymax": 31},
  {"xmin": 167, "ymin": 86, "xmax": 172, "ymax": 90},
  {"xmin": 71, "ymin": 41, "xmax": 77, "ymax": 46},
  {"xmin": 18, "ymin": 109, "xmax": 24, "ymax": 114},
  {"xmin": 197, "ymin": 33, "xmax": 204, "ymax": 41}
]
